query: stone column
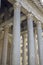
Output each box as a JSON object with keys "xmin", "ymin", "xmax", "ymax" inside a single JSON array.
[
  {"xmin": 11, "ymin": 2, "xmax": 21, "ymax": 65},
  {"xmin": 1, "ymin": 25, "xmax": 9, "ymax": 65},
  {"xmin": 37, "ymin": 21, "xmax": 43, "ymax": 65},
  {"xmin": 34, "ymin": 29, "xmax": 39, "ymax": 65},
  {"xmin": 23, "ymin": 34, "xmax": 28, "ymax": 65},
  {"xmin": 27, "ymin": 13, "xmax": 35, "ymax": 65},
  {"xmin": 20, "ymin": 35, "xmax": 24, "ymax": 65}
]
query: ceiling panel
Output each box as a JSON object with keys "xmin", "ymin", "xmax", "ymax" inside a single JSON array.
[{"xmin": 31, "ymin": 0, "xmax": 43, "ymax": 13}]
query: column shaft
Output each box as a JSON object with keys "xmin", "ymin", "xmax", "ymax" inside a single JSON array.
[
  {"xmin": 37, "ymin": 21, "xmax": 43, "ymax": 65},
  {"xmin": 2, "ymin": 26, "xmax": 9, "ymax": 65},
  {"xmin": 11, "ymin": 2, "xmax": 21, "ymax": 65},
  {"xmin": 34, "ymin": 29, "xmax": 39, "ymax": 65},
  {"xmin": 23, "ymin": 34, "xmax": 27, "ymax": 65},
  {"xmin": 27, "ymin": 14, "xmax": 35, "ymax": 65}
]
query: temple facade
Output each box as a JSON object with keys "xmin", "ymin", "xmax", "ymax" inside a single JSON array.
[{"xmin": 0, "ymin": 0, "xmax": 43, "ymax": 65}]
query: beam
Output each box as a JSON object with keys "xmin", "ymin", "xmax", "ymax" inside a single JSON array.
[
  {"xmin": 20, "ymin": 0, "xmax": 43, "ymax": 23},
  {"xmin": 32, "ymin": 0, "xmax": 43, "ymax": 13},
  {"xmin": 8, "ymin": 0, "xmax": 43, "ymax": 22},
  {"xmin": 0, "ymin": 15, "xmax": 26, "ymax": 30}
]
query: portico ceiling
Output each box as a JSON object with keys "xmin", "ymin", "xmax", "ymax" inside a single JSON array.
[
  {"xmin": 8, "ymin": 0, "xmax": 43, "ymax": 13},
  {"xmin": 32, "ymin": 0, "xmax": 43, "ymax": 13},
  {"xmin": 8, "ymin": 0, "xmax": 43, "ymax": 22},
  {"xmin": 0, "ymin": 0, "xmax": 43, "ymax": 30}
]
